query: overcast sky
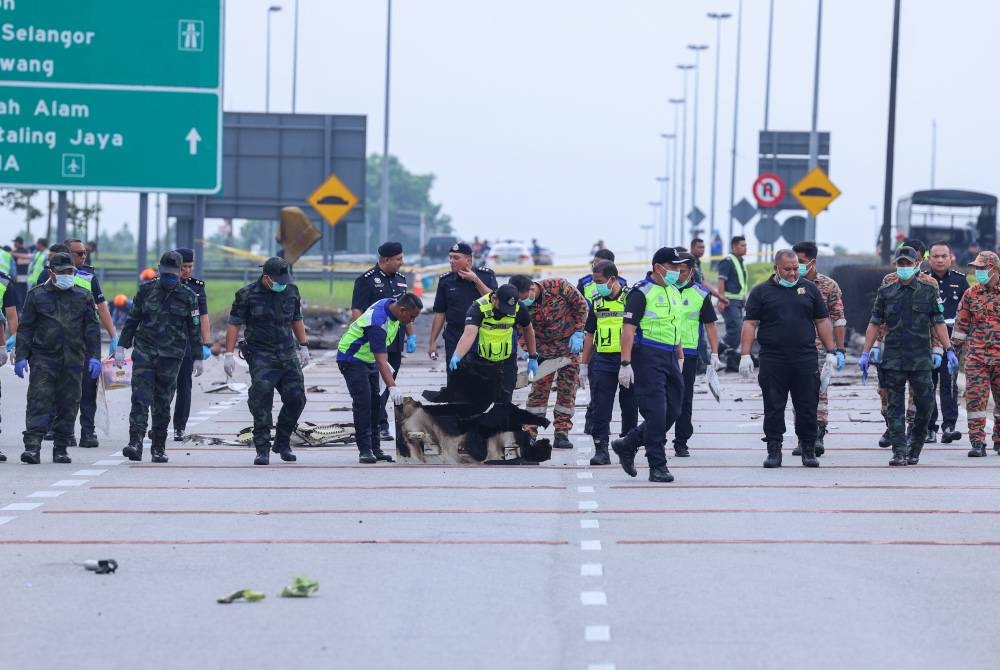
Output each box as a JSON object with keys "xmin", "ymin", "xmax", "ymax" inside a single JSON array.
[{"xmin": 2, "ymin": 0, "xmax": 995, "ymax": 263}]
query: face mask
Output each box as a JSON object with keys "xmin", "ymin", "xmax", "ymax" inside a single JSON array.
[
  {"xmin": 664, "ymin": 270, "xmax": 680, "ymax": 286},
  {"xmin": 975, "ymin": 269, "xmax": 991, "ymax": 284},
  {"xmin": 270, "ymin": 282, "xmax": 287, "ymax": 293},
  {"xmin": 798, "ymin": 263, "xmax": 809, "ymax": 277},
  {"xmin": 54, "ymin": 274, "xmax": 74, "ymax": 290},
  {"xmin": 778, "ymin": 277, "xmax": 798, "ymax": 288},
  {"xmin": 595, "ymin": 281, "xmax": 612, "ymax": 297},
  {"xmin": 160, "ymin": 274, "xmax": 179, "ymax": 287},
  {"xmin": 896, "ymin": 266, "xmax": 917, "ymax": 281}
]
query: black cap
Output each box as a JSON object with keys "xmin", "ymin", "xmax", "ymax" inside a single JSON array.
[
  {"xmin": 893, "ymin": 246, "xmax": 919, "ymax": 264},
  {"xmin": 262, "ymin": 256, "xmax": 294, "ymax": 284},
  {"xmin": 174, "ymin": 247, "xmax": 195, "ymax": 263},
  {"xmin": 494, "ymin": 285, "xmax": 520, "ymax": 316},
  {"xmin": 377, "ymin": 241, "xmax": 403, "ymax": 258},
  {"xmin": 676, "ymin": 252, "xmax": 696, "ymax": 266},
  {"xmin": 652, "ymin": 247, "xmax": 682, "ymax": 265},
  {"xmin": 158, "ymin": 251, "xmax": 183, "ymax": 275},
  {"xmin": 450, "ymin": 242, "xmax": 473, "ymax": 256},
  {"xmin": 48, "ymin": 252, "xmax": 75, "ymax": 272},
  {"xmin": 13, "ymin": 236, "xmax": 23, "ymax": 243}
]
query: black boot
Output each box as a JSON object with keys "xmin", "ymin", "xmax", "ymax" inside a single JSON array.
[
  {"xmin": 940, "ymin": 426, "xmax": 961, "ymax": 443},
  {"xmin": 649, "ymin": 463, "xmax": 674, "ymax": 483},
  {"xmin": 253, "ymin": 443, "xmax": 270, "ymax": 465},
  {"xmin": 372, "ymin": 447, "xmax": 395, "ymax": 462},
  {"xmin": 52, "ymin": 444, "xmax": 72, "ymax": 464},
  {"xmin": 907, "ymin": 440, "xmax": 923, "ymax": 465},
  {"xmin": 378, "ymin": 427, "xmax": 393, "ymax": 442},
  {"xmin": 359, "ymin": 447, "xmax": 377, "ymax": 464},
  {"xmin": 815, "ymin": 422, "xmax": 827, "ymax": 456},
  {"xmin": 889, "ymin": 445, "xmax": 908, "ymax": 466},
  {"xmin": 924, "ymin": 430, "xmax": 937, "ymax": 444},
  {"xmin": 878, "ymin": 430, "xmax": 891, "ymax": 448},
  {"xmin": 0, "ymin": 449, "xmax": 5, "ymax": 462},
  {"xmin": 552, "ymin": 432, "xmax": 573, "ymax": 450},
  {"xmin": 173, "ymin": 428, "xmax": 185, "ymax": 442},
  {"xmin": 611, "ymin": 434, "xmax": 639, "ymax": 477},
  {"xmin": 800, "ymin": 443, "xmax": 819, "ymax": 467},
  {"xmin": 763, "ymin": 441, "xmax": 782, "ymax": 468},
  {"xmin": 271, "ymin": 444, "xmax": 297, "ymax": 462},
  {"xmin": 995, "ymin": 442, "xmax": 1000, "ymax": 455},
  {"xmin": 150, "ymin": 435, "xmax": 168, "ymax": 464},
  {"xmin": 673, "ymin": 443, "xmax": 690, "ymax": 457},
  {"xmin": 590, "ymin": 442, "xmax": 610, "ymax": 466},
  {"xmin": 968, "ymin": 441, "xmax": 987, "ymax": 458},
  {"xmin": 79, "ymin": 431, "xmax": 99, "ymax": 449},
  {"xmin": 20, "ymin": 439, "xmax": 41, "ymax": 465},
  {"xmin": 792, "ymin": 440, "xmax": 803, "ymax": 456},
  {"xmin": 122, "ymin": 432, "xmax": 143, "ymax": 461}
]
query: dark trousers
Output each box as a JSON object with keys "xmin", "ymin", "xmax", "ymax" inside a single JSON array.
[
  {"xmin": 26, "ymin": 356, "xmax": 84, "ymax": 445},
  {"xmin": 673, "ymin": 355, "xmax": 700, "ymax": 447},
  {"xmin": 129, "ymin": 349, "xmax": 184, "ymax": 441},
  {"xmin": 589, "ymin": 366, "xmax": 636, "ymax": 446},
  {"xmin": 247, "ymin": 352, "xmax": 306, "ymax": 449},
  {"xmin": 172, "ymin": 355, "xmax": 194, "ymax": 431},
  {"xmin": 339, "ymin": 361, "xmax": 379, "ymax": 453},
  {"xmin": 722, "ymin": 299, "xmax": 744, "ymax": 351},
  {"xmin": 624, "ymin": 347, "xmax": 683, "ymax": 467},
  {"xmin": 376, "ymin": 350, "xmax": 402, "ymax": 432},
  {"xmin": 444, "ymin": 326, "xmax": 462, "ymax": 381},
  {"xmin": 928, "ymin": 356, "xmax": 959, "ymax": 431},
  {"xmin": 757, "ymin": 355, "xmax": 820, "ymax": 445},
  {"xmin": 884, "ymin": 368, "xmax": 933, "ymax": 449},
  {"xmin": 79, "ymin": 368, "xmax": 97, "ymax": 434}
]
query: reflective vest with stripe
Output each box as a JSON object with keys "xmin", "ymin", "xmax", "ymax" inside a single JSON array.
[
  {"xmin": 593, "ymin": 289, "xmax": 628, "ymax": 354},
  {"xmin": 724, "ymin": 253, "xmax": 748, "ymax": 301},
  {"xmin": 677, "ymin": 282, "xmax": 710, "ymax": 353},
  {"xmin": 636, "ymin": 281, "xmax": 681, "ymax": 350},
  {"xmin": 27, "ymin": 251, "xmax": 46, "ymax": 285},
  {"xmin": 337, "ymin": 300, "xmax": 400, "ymax": 364},
  {"xmin": 474, "ymin": 294, "xmax": 518, "ymax": 362}
]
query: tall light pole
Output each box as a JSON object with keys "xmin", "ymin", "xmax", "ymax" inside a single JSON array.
[
  {"xmin": 880, "ymin": 0, "xmax": 902, "ymax": 263},
  {"xmin": 378, "ymin": 0, "xmax": 393, "ymax": 245},
  {"xmin": 647, "ymin": 201, "xmax": 662, "ymax": 255},
  {"xmin": 687, "ymin": 44, "xmax": 709, "ymax": 238},
  {"xmin": 727, "ymin": 0, "xmax": 744, "ymax": 243},
  {"xmin": 806, "ymin": 0, "xmax": 823, "ymax": 241},
  {"xmin": 707, "ymin": 13, "xmax": 731, "ymax": 244},
  {"xmin": 660, "ymin": 132, "xmax": 676, "ymax": 246},
  {"xmin": 265, "ymin": 5, "xmax": 282, "ymax": 113},
  {"xmin": 676, "ymin": 67, "xmax": 693, "ymax": 246},
  {"xmin": 669, "ymin": 99, "xmax": 684, "ymax": 246},
  {"xmin": 656, "ymin": 176, "xmax": 669, "ymax": 249},
  {"xmin": 291, "ymin": 0, "xmax": 299, "ymax": 112},
  {"xmin": 763, "ymin": 0, "xmax": 775, "ymax": 130}
]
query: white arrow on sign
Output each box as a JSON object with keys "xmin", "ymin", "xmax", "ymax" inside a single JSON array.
[{"xmin": 185, "ymin": 127, "xmax": 202, "ymax": 155}]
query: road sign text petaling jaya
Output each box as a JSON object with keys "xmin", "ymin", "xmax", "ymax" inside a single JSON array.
[{"xmin": 0, "ymin": 0, "xmax": 222, "ymax": 193}]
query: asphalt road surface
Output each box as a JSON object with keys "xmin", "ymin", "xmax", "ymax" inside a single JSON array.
[{"xmin": 2, "ymin": 344, "xmax": 1000, "ymax": 669}]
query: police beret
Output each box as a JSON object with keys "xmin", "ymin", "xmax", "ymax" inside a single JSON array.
[
  {"xmin": 174, "ymin": 247, "xmax": 195, "ymax": 263},
  {"xmin": 450, "ymin": 242, "xmax": 473, "ymax": 256},
  {"xmin": 377, "ymin": 241, "xmax": 403, "ymax": 257}
]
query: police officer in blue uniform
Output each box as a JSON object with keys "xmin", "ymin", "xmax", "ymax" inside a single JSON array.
[
  {"xmin": 925, "ymin": 240, "xmax": 968, "ymax": 443},
  {"xmin": 352, "ymin": 242, "xmax": 413, "ymax": 441},
  {"xmin": 428, "ymin": 242, "xmax": 497, "ymax": 369},
  {"xmin": 171, "ymin": 248, "xmax": 212, "ymax": 441}
]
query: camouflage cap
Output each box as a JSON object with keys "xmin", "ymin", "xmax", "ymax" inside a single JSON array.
[{"xmin": 968, "ymin": 251, "xmax": 1000, "ymax": 269}]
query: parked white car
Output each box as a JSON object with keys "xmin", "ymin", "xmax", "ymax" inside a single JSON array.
[{"xmin": 486, "ymin": 242, "xmax": 534, "ymax": 268}]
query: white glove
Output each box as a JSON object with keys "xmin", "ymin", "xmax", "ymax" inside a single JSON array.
[
  {"xmin": 379, "ymin": 375, "xmax": 387, "ymax": 396},
  {"xmin": 824, "ymin": 353, "xmax": 838, "ymax": 370},
  {"xmin": 617, "ymin": 364, "xmax": 634, "ymax": 389},
  {"xmin": 192, "ymin": 359, "xmax": 203, "ymax": 377},
  {"xmin": 298, "ymin": 345, "xmax": 311, "ymax": 368},
  {"xmin": 739, "ymin": 354, "xmax": 754, "ymax": 379},
  {"xmin": 0, "ymin": 348, "xmax": 8, "ymax": 366},
  {"xmin": 706, "ymin": 366, "xmax": 721, "ymax": 402},
  {"xmin": 710, "ymin": 353, "xmax": 723, "ymax": 371},
  {"xmin": 389, "ymin": 386, "xmax": 406, "ymax": 406},
  {"xmin": 114, "ymin": 346, "xmax": 126, "ymax": 369},
  {"xmin": 223, "ymin": 352, "xmax": 236, "ymax": 377},
  {"xmin": 578, "ymin": 363, "xmax": 589, "ymax": 389}
]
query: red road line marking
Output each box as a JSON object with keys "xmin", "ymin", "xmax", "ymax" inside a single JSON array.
[
  {"xmin": 90, "ymin": 485, "xmax": 567, "ymax": 491},
  {"xmin": 127, "ymin": 463, "xmax": 1000, "ymax": 469},
  {"xmin": 617, "ymin": 539, "xmax": 1000, "ymax": 546},
  {"xmin": 0, "ymin": 538, "xmax": 568, "ymax": 546},
  {"xmin": 41, "ymin": 508, "xmax": 1000, "ymax": 516},
  {"xmin": 610, "ymin": 484, "xmax": 1000, "ymax": 490}
]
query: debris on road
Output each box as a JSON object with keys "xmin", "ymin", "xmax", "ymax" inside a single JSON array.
[
  {"xmin": 82, "ymin": 559, "xmax": 118, "ymax": 574},
  {"xmin": 217, "ymin": 589, "xmax": 266, "ymax": 604},
  {"xmin": 278, "ymin": 576, "xmax": 319, "ymax": 598}
]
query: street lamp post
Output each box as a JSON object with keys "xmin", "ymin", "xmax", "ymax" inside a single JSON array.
[
  {"xmin": 728, "ymin": 0, "xmax": 744, "ymax": 243},
  {"xmin": 707, "ymin": 12, "xmax": 731, "ymax": 246},
  {"xmin": 291, "ymin": 0, "xmax": 299, "ymax": 112},
  {"xmin": 668, "ymin": 99, "xmax": 683, "ymax": 246},
  {"xmin": 675, "ymin": 67, "xmax": 693, "ymax": 246},
  {"xmin": 659, "ymin": 132, "xmax": 676, "ymax": 246},
  {"xmin": 265, "ymin": 5, "xmax": 282, "ymax": 113},
  {"xmin": 656, "ymin": 177, "xmax": 669, "ymax": 249},
  {"xmin": 378, "ymin": 0, "xmax": 393, "ymax": 246},
  {"xmin": 687, "ymin": 44, "xmax": 709, "ymax": 238},
  {"xmin": 806, "ymin": 0, "xmax": 824, "ymax": 241}
]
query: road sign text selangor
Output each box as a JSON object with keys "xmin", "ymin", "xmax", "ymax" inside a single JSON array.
[
  {"xmin": 753, "ymin": 173, "xmax": 786, "ymax": 208},
  {"xmin": 0, "ymin": 0, "xmax": 222, "ymax": 193}
]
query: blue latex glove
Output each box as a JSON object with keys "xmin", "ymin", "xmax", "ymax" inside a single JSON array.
[
  {"xmin": 109, "ymin": 336, "xmax": 119, "ymax": 354},
  {"xmin": 202, "ymin": 344, "xmax": 212, "ymax": 360},
  {"xmin": 870, "ymin": 346, "xmax": 881, "ymax": 364},
  {"xmin": 405, "ymin": 334, "xmax": 417, "ymax": 354},
  {"xmin": 568, "ymin": 330, "xmax": 585, "ymax": 354},
  {"xmin": 449, "ymin": 353, "xmax": 461, "ymax": 371},
  {"xmin": 527, "ymin": 358, "xmax": 539, "ymax": 376},
  {"xmin": 835, "ymin": 351, "xmax": 846, "ymax": 371},
  {"xmin": 522, "ymin": 351, "xmax": 531, "ymax": 362},
  {"xmin": 14, "ymin": 359, "xmax": 27, "ymax": 378},
  {"xmin": 4, "ymin": 334, "xmax": 14, "ymax": 352},
  {"xmin": 858, "ymin": 351, "xmax": 870, "ymax": 384},
  {"xmin": 947, "ymin": 349, "xmax": 960, "ymax": 376},
  {"xmin": 87, "ymin": 357, "xmax": 101, "ymax": 380},
  {"xmin": 931, "ymin": 353, "xmax": 942, "ymax": 368}
]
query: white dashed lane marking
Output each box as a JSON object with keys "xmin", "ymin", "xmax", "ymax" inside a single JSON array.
[
  {"xmin": 28, "ymin": 490, "xmax": 65, "ymax": 498},
  {"xmin": 581, "ymin": 540, "xmax": 602, "ymax": 551},
  {"xmin": 581, "ymin": 563, "xmax": 603, "ymax": 576},
  {"xmin": 578, "ymin": 501, "xmax": 599, "ymax": 511},
  {"xmin": 580, "ymin": 591, "xmax": 607, "ymax": 605},
  {"xmin": 577, "ymin": 486, "xmax": 595, "ymax": 493},
  {"xmin": 580, "ymin": 519, "xmax": 599, "ymax": 529},
  {"xmin": 93, "ymin": 459, "xmax": 126, "ymax": 466},
  {"xmin": 2, "ymin": 502, "xmax": 43, "ymax": 511},
  {"xmin": 73, "ymin": 469, "xmax": 107, "ymax": 476},
  {"xmin": 584, "ymin": 626, "xmax": 611, "ymax": 642},
  {"xmin": 52, "ymin": 480, "xmax": 88, "ymax": 487},
  {"xmin": 576, "ymin": 472, "xmax": 594, "ymax": 479}
]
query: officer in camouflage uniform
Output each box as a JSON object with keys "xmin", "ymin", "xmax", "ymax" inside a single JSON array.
[
  {"xmin": 225, "ymin": 257, "xmax": 310, "ymax": 466},
  {"xmin": 115, "ymin": 252, "xmax": 202, "ymax": 463},
  {"xmin": 516, "ymin": 275, "xmax": 590, "ymax": 449},
  {"xmin": 860, "ymin": 246, "xmax": 957, "ymax": 466},
  {"xmin": 952, "ymin": 251, "xmax": 1000, "ymax": 457},
  {"xmin": 15, "ymin": 252, "xmax": 101, "ymax": 465}
]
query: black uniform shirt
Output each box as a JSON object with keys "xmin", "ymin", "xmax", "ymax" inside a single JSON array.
[
  {"xmin": 433, "ymin": 267, "xmax": 498, "ymax": 331},
  {"xmin": 744, "ymin": 276, "xmax": 829, "ymax": 359},
  {"xmin": 184, "ymin": 277, "xmax": 209, "ymax": 315},
  {"xmin": 925, "ymin": 268, "xmax": 968, "ymax": 325},
  {"xmin": 353, "ymin": 265, "xmax": 409, "ymax": 353}
]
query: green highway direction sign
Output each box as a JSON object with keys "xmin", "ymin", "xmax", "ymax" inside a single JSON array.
[{"xmin": 0, "ymin": 0, "xmax": 222, "ymax": 193}]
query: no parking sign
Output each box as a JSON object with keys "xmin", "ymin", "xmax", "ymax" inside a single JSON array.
[{"xmin": 753, "ymin": 173, "xmax": 786, "ymax": 208}]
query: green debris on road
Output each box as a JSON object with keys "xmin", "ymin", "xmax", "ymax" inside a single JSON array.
[
  {"xmin": 217, "ymin": 589, "xmax": 267, "ymax": 604},
  {"xmin": 278, "ymin": 576, "xmax": 319, "ymax": 598}
]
